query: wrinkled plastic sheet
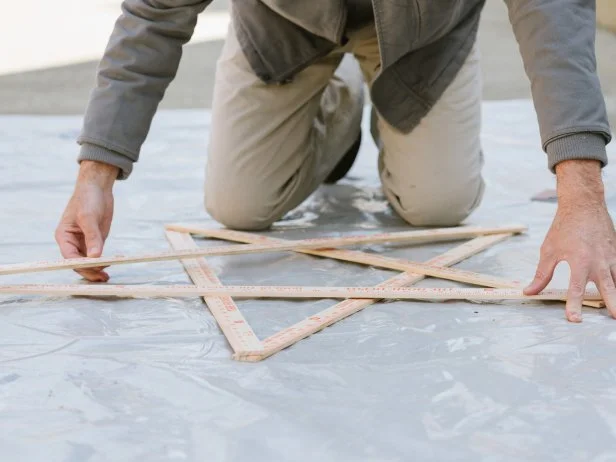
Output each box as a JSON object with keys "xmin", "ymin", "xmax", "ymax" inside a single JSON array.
[{"xmin": 1, "ymin": 100, "xmax": 616, "ymax": 462}]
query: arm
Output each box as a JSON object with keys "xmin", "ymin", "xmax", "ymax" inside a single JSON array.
[
  {"xmin": 79, "ymin": 0, "xmax": 211, "ymax": 179},
  {"xmin": 504, "ymin": 0, "xmax": 611, "ymax": 171},
  {"xmin": 57, "ymin": 0, "xmax": 210, "ymax": 281},
  {"xmin": 505, "ymin": 0, "xmax": 616, "ymax": 319}
]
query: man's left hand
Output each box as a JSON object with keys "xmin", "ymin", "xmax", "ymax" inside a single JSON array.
[{"xmin": 524, "ymin": 159, "xmax": 616, "ymax": 321}]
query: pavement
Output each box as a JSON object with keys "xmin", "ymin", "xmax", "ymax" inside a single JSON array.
[{"xmin": 1, "ymin": 1, "xmax": 615, "ymax": 124}]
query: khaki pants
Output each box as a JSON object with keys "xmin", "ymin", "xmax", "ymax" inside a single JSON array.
[{"xmin": 205, "ymin": 22, "xmax": 484, "ymax": 230}]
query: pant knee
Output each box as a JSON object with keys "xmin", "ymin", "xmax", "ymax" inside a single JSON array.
[
  {"xmin": 401, "ymin": 205, "xmax": 472, "ymax": 227},
  {"xmin": 204, "ymin": 184, "xmax": 280, "ymax": 231},
  {"xmin": 391, "ymin": 179, "xmax": 485, "ymax": 227}
]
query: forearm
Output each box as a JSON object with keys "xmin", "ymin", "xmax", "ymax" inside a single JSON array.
[
  {"xmin": 505, "ymin": 0, "xmax": 611, "ymax": 170},
  {"xmin": 77, "ymin": 161, "xmax": 119, "ymax": 189},
  {"xmin": 78, "ymin": 0, "xmax": 211, "ymax": 179},
  {"xmin": 556, "ymin": 159, "xmax": 606, "ymax": 208}
]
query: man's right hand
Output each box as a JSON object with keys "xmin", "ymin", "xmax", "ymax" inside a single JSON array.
[{"xmin": 55, "ymin": 160, "xmax": 119, "ymax": 282}]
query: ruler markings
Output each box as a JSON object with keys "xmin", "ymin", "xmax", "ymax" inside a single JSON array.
[
  {"xmin": 236, "ymin": 234, "xmax": 514, "ymax": 360},
  {"xmin": 179, "ymin": 228, "xmax": 602, "ymax": 314},
  {"xmin": 0, "ymin": 224, "xmax": 526, "ymax": 276},
  {"xmin": 165, "ymin": 231, "xmax": 262, "ymax": 353},
  {"xmin": 0, "ymin": 283, "xmax": 599, "ymax": 301},
  {"xmin": 178, "ymin": 228, "xmax": 523, "ymax": 289}
]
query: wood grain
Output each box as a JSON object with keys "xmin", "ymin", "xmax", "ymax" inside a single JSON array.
[
  {"xmin": 183, "ymin": 227, "xmax": 603, "ymax": 310},
  {"xmin": 0, "ymin": 283, "xmax": 600, "ymax": 301},
  {"xmin": 234, "ymin": 234, "xmax": 514, "ymax": 361},
  {"xmin": 0, "ymin": 224, "xmax": 527, "ymax": 276},
  {"xmin": 165, "ymin": 230, "xmax": 263, "ymax": 353}
]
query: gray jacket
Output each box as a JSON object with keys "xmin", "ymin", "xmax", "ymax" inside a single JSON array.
[{"xmin": 79, "ymin": 0, "xmax": 611, "ymax": 179}]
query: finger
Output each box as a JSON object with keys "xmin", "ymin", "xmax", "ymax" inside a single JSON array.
[
  {"xmin": 56, "ymin": 227, "xmax": 108, "ymax": 282},
  {"xmin": 55, "ymin": 227, "xmax": 84, "ymax": 259},
  {"xmin": 524, "ymin": 256, "xmax": 558, "ymax": 295},
  {"xmin": 565, "ymin": 267, "xmax": 589, "ymax": 323},
  {"xmin": 76, "ymin": 268, "xmax": 110, "ymax": 283},
  {"xmin": 603, "ymin": 265, "xmax": 616, "ymax": 319},
  {"xmin": 79, "ymin": 214, "xmax": 104, "ymax": 258}
]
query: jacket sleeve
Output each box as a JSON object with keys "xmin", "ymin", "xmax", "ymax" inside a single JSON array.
[
  {"xmin": 504, "ymin": 0, "xmax": 611, "ymax": 172},
  {"xmin": 78, "ymin": 0, "xmax": 211, "ymax": 179}
]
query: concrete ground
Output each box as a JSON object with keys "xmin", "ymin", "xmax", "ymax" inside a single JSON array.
[{"xmin": 1, "ymin": 1, "xmax": 615, "ymax": 125}]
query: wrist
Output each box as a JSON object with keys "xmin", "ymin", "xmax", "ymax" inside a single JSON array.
[
  {"xmin": 555, "ymin": 159, "xmax": 605, "ymax": 206},
  {"xmin": 78, "ymin": 160, "xmax": 119, "ymax": 189}
]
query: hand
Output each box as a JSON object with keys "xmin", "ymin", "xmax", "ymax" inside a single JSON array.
[
  {"xmin": 524, "ymin": 159, "xmax": 616, "ymax": 322},
  {"xmin": 55, "ymin": 161, "xmax": 118, "ymax": 282}
]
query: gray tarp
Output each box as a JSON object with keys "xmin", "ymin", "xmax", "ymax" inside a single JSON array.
[{"xmin": 1, "ymin": 101, "xmax": 616, "ymax": 461}]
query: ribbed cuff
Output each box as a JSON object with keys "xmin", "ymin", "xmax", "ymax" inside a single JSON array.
[
  {"xmin": 546, "ymin": 133, "xmax": 608, "ymax": 173},
  {"xmin": 78, "ymin": 143, "xmax": 134, "ymax": 180}
]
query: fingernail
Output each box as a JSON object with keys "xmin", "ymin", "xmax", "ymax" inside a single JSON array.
[
  {"xmin": 88, "ymin": 247, "xmax": 99, "ymax": 256},
  {"xmin": 569, "ymin": 314, "xmax": 582, "ymax": 323}
]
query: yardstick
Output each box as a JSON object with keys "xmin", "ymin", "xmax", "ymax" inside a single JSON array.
[
  {"xmin": 0, "ymin": 224, "xmax": 526, "ymax": 276},
  {"xmin": 235, "ymin": 233, "xmax": 515, "ymax": 361},
  {"xmin": 165, "ymin": 230, "xmax": 263, "ymax": 353},
  {"xmin": 0, "ymin": 284, "xmax": 601, "ymax": 301},
  {"xmin": 183, "ymin": 226, "xmax": 602, "ymax": 310}
]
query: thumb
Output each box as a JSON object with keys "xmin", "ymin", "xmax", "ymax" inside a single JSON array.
[
  {"xmin": 524, "ymin": 256, "xmax": 557, "ymax": 295},
  {"xmin": 81, "ymin": 218, "xmax": 104, "ymax": 258}
]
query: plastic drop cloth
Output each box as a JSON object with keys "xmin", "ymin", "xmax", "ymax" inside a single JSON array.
[{"xmin": 1, "ymin": 100, "xmax": 616, "ymax": 462}]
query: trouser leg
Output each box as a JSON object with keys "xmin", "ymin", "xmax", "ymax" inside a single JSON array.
[
  {"xmin": 353, "ymin": 25, "xmax": 485, "ymax": 226},
  {"xmin": 205, "ymin": 22, "xmax": 364, "ymax": 230}
]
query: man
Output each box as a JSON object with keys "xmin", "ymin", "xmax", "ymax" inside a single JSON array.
[{"xmin": 56, "ymin": 1, "xmax": 614, "ymax": 322}]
